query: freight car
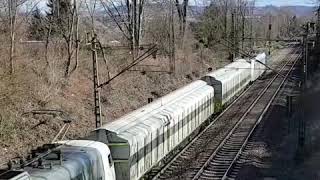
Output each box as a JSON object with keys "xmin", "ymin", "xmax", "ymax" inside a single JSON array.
[{"xmin": 202, "ymin": 58, "xmax": 252, "ymax": 111}]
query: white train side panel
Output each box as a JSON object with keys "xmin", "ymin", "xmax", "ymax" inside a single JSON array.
[
  {"xmin": 202, "ymin": 59, "xmax": 251, "ymax": 111},
  {"xmin": 94, "ymin": 80, "xmax": 215, "ymax": 180}
]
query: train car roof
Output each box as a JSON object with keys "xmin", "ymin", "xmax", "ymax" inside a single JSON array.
[
  {"xmin": 97, "ymin": 83, "xmax": 214, "ymax": 148},
  {"xmin": 99, "ymin": 80, "xmax": 208, "ymax": 131},
  {"xmin": 205, "ymin": 60, "xmax": 250, "ymax": 82},
  {"xmin": 253, "ymin": 53, "xmax": 266, "ymax": 62},
  {"xmin": 224, "ymin": 59, "xmax": 251, "ymax": 71}
]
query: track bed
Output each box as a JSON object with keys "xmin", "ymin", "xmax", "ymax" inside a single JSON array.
[{"xmin": 149, "ymin": 49, "xmax": 301, "ymax": 180}]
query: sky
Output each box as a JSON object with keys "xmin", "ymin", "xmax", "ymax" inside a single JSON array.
[
  {"xmin": 35, "ymin": 0, "xmax": 318, "ymax": 10},
  {"xmin": 255, "ymin": 0, "xmax": 316, "ymax": 7},
  {"xmin": 191, "ymin": 0, "xmax": 317, "ymax": 7}
]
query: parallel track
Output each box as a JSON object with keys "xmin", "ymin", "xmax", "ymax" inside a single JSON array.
[
  {"xmin": 193, "ymin": 51, "xmax": 301, "ymax": 180},
  {"xmin": 149, "ymin": 48, "xmax": 300, "ymax": 180},
  {"xmin": 223, "ymin": 53, "xmax": 302, "ymax": 180}
]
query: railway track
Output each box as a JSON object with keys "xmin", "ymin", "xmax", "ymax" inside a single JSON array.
[
  {"xmin": 223, "ymin": 52, "xmax": 303, "ymax": 179},
  {"xmin": 192, "ymin": 51, "xmax": 301, "ymax": 180},
  {"xmin": 149, "ymin": 49, "xmax": 301, "ymax": 180}
]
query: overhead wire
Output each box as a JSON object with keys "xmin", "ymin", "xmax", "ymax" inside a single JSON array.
[
  {"xmin": 218, "ymin": 37, "xmax": 302, "ymax": 83},
  {"xmin": 0, "ymin": 1, "xmax": 305, "ymax": 176},
  {"xmin": 98, "ymin": 45, "xmax": 158, "ymax": 89},
  {"xmin": 191, "ymin": 2, "xmax": 302, "ymax": 82}
]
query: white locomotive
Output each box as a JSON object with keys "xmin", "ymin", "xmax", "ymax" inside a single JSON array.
[{"xmin": 0, "ymin": 53, "xmax": 266, "ymax": 180}]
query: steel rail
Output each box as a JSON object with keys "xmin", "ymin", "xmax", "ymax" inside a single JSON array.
[
  {"xmin": 149, "ymin": 48, "xmax": 298, "ymax": 180},
  {"xmin": 221, "ymin": 51, "xmax": 301, "ymax": 180},
  {"xmin": 151, "ymin": 63, "xmax": 257, "ymax": 180},
  {"xmin": 192, "ymin": 50, "xmax": 301, "ymax": 180},
  {"xmin": 149, "ymin": 49, "xmax": 292, "ymax": 179}
]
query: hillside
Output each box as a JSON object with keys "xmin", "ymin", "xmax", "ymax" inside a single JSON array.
[
  {"xmin": 255, "ymin": 5, "xmax": 316, "ymax": 17},
  {"xmin": 0, "ymin": 0, "xmax": 311, "ymax": 167}
]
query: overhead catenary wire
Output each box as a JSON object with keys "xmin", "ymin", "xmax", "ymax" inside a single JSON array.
[
  {"xmin": 217, "ymin": 37, "xmax": 302, "ymax": 83},
  {"xmin": 0, "ymin": 3, "xmax": 307, "ymax": 179},
  {"xmin": 189, "ymin": 2, "xmax": 300, "ymax": 82},
  {"xmin": 97, "ymin": 44, "xmax": 158, "ymax": 89}
]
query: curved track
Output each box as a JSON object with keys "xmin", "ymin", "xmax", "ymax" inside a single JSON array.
[{"xmin": 149, "ymin": 49, "xmax": 301, "ymax": 180}]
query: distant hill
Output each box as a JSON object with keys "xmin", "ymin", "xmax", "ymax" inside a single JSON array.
[
  {"xmin": 186, "ymin": 5, "xmax": 315, "ymax": 19},
  {"xmin": 254, "ymin": 5, "xmax": 316, "ymax": 17},
  {"xmin": 83, "ymin": 4, "xmax": 315, "ymax": 20}
]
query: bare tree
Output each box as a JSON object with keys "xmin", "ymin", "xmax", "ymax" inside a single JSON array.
[
  {"xmin": 70, "ymin": 0, "xmax": 80, "ymax": 75},
  {"xmin": 8, "ymin": 0, "xmax": 17, "ymax": 74},
  {"xmin": 100, "ymin": 0, "xmax": 145, "ymax": 57},
  {"xmin": 175, "ymin": 0, "xmax": 188, "ymax": 38},
  {"xmin": 84, "ymin": 0, "xmax": 97, "ymax": 34},
  {"xmin": 45, "ymin": 0, "xmax": 81, "ymax": 77},
  {"xmin": 0, "ymin": 0, "xmax": 40, "ymax": 74},
  {"xmin": 58, "ymin": 0, "xmax": 81, "ymax": 77}
]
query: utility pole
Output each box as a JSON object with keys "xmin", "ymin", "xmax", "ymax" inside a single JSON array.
[
  {"xmin": 267, "ymin": 15, "xmax": 272, "ymax": 55},
  {"xmin": 224, "ymin": 0, "xmax": 228, "ymax": 39},
  {"xmin": 169, "ymin": 0, "xmax": 175, "ymax": 73},
  {"xmin": 132, "ymin": 0, "xmax": 137, "ymax": 57},
  {"xmin": 231, "ymin": 9, "xmax": 236, "ymax": 60},
  {"xmin": 248, "ymin": 0, "xmax": 255, "ymax": 52},
  {"xmin": 92, "ymin": 35, "xmax": 102, "ymax": 128},
  {"xmin": 250, "ymin": 1, "xmax": 254, "ymax": 51},
  {"xmin": 235, "ymin": 1, "xmax": 240, "ymax": 58},
  {"xmin": 303, "ymin": 24, "xmax": 309, "ymax": 84},
  {"xmin": 316, "ymin": 6, "xmax": 320, "ymax": 52},
  {"xmin": 296, "ymin": 24, "xmax": 309, "ymax": 161},
  {"xmin": 241, "ymin": 8, "xmax": 245, "ymax": 52}
]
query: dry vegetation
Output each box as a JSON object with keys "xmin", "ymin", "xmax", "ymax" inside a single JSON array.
[{"xmin": 0, "ymin": 0, "xmax": 306, "ymax": 164}]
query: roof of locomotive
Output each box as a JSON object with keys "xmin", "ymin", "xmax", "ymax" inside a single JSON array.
[{"xmin": 23, "ymin": 140, "xmax": 109, "ymax": 180}]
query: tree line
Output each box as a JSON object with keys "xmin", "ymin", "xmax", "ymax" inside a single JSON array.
[{"xmin": 0, "ymin": 0, "xmax": 306, "ymax": 77}]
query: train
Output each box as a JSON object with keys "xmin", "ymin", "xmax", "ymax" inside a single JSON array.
[{"xmin": 0, "ymin": 53, "xmax": 266, "ymax": 180}]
